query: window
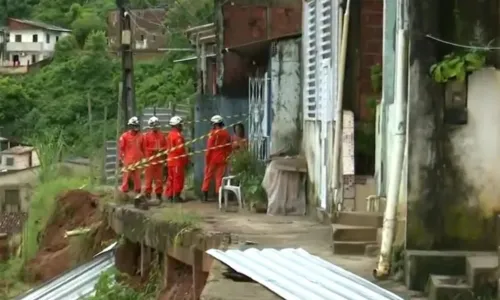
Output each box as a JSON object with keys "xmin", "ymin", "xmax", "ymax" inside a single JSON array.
[
  {"xmin": 5, "ymin": 157, "xmax": 14, "ymax": 166},
  {"xmin": 31, "ymin": 55, "xmax": 37, "ymax": 64},
  {"xmin": 56, "ymin": 36, "xmax": 59, "ymax": 42},
  {"xmin": 14, "ymin": 34, "xmax": 21, "ymax": 42},
  {"xmin": 140, "ymin": 35, "xmax": 145, "ymax": 41},
  {"xmin": 46, "ymin": 33, "xmax": 50, "ymax": 43},
  {"xmin": 3, "ymin": 189, "xmax": 20, "ymax": 213},
  {"xmin": 152, "ymin": 35, "xmax": 156, "ymax": 41},
  {"xmin": 32, "ymin": 34, "xmax": 38, "ymax": 42}
]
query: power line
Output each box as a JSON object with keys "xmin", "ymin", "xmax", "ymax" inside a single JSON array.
[{"xmin": 425, "ymin": 34, "xmax": 500, "ymax": 50}]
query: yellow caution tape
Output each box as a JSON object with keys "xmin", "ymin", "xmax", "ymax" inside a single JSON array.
[
  {"xmin": 121, "ymin": 117, "xmax": 249, "ymax": 173},
  {"xmin": 121, "ymin": 140, "xmax": 246, "ymax": 172}
]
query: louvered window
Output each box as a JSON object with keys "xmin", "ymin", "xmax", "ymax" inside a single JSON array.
[{"xmin": 303, "ymin": 0, "xmax": 339, "ymax": 121}]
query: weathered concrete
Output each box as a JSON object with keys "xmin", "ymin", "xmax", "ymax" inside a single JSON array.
[
  {"xmin": 405, "ymin": 250, "xmax": 496, "ymax": 292},
  {"xmin": 107, "ymin": 201, "xmax": 423, "ymax": 299},
  {"xmin": 466, "ymin": 255, "xmax": 498, "ymax": 294},
  {"xmin": 105, "ymin": 202, "xmax": 229, "ymax": 272},
  {"xmin": 427, "ymin": 275, "xmax": 473, "ymax": 300}
]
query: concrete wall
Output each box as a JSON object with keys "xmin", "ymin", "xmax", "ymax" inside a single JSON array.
[
  {"xmin": 0, "ymin": 150, "xmax": 40, "ymax": 170},
  {"xmin": 269, "ymin": 38, "xmax": 301, "ymax": 154},
  {"xmin": 450, "ymin": 69, "xmax": 500, "ymax": 213},
  {"xmin": 406, "ymin": 0, "xmax": 500, "ymax": 250}
]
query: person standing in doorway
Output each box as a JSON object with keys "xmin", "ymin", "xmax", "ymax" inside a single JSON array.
[
  {"xmin": 201, "ymin": 115, "xmax": 232, "ymax": 202},
  {"xmin": 142, "ymin": 116, "xmax": 167, "ymax": 201},
  {"xmin": 119, "ymin": 116, "xmax": 144, "ymax": 195},
  {"xmin": 231, "ymin": 123, "xmax": 247, "ymax": 151},
  {"xmin": 164, "ymin": 116, "xmax": 189, "ymax": 203}
]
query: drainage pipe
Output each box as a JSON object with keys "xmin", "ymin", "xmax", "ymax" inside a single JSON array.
[
  {"xmin": 373, "ymin": 25, "xmax": 408, "ymax": 279},
  {"xmin": 331, "ymin": 0, "xmax": 351, "ymax": 213}
]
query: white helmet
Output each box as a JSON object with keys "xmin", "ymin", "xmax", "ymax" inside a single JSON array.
[
  {"xmin": 210, "ymin": 115, "xmax": 223, "ymax": 124},
  {"xmin": 148, "ymin": 116, "xmax": 160, "ymax": 128},
  {"xmin": 169, "ymin": 116, "xmax": 183, "ymax": 126},
  {"xmin": 127, "ymin": 116, "xmax": 139, "ymax": 126}
]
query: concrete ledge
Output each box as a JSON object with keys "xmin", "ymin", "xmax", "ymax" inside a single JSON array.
[
  {"xmin": 105, "ymin": 203, "xmax": 230, "ymax": 272},
  {"xmin": 405, "ymin": 250, "xmax": 494, "ymax": 291},
  {"xmin": 427, "ymin": 275, "xmax": 473, "ymax": 300}
]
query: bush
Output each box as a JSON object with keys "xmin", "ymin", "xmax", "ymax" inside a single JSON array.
[{"xmin": 229, "ymin": 150, "xmax": 267, "ymax": 205}]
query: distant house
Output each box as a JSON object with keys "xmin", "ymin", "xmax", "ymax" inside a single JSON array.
[
  {"xmin": 0, "ymin": 146, "xmax": 40, "ymax": 171},
  {"xmin": 0, "ymin": 18, "xmax": 70, "ymax": 73},
  {"xmin": 107, "ymin": 8, "xmax": 167, "ymax": 60}
]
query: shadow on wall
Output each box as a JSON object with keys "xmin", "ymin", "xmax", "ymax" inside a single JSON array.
[{"xmin": 407, "ymin": 68, "xmax": 500, "ymax": 251}]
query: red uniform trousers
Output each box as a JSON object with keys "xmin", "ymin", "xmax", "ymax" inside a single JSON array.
[
  {"xmin": 121, "ymin": 169, "xmax": 141, "ymax": 193},
  {"xmin": 164, "ymin": 165, "xmax": 185, "ymax": 197},
  {"xmin": 201, "ymin": 163, "xmax": 227, "ymax": 193},
  {"xmin": 144, "ymin": 164, "xmax": 163, "ymax": 195}
]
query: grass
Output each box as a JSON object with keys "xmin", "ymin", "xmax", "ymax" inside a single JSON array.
[
  {"xmin": 0, "ymin": 258, "xmax": 30, "ymax": 299},
  {"xmin": 153, "ymin": 205, "xmax": 202, "ymax": 229},
  {"xmin": 22, "ymin": 176, "xmax": 90, "ymax": 262}
]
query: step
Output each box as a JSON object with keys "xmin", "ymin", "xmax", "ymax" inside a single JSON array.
[
  {"xmin": 331, "ymin": 211, "xmax": 383, "ymax": 228},
  {"xmin": 405, "ymin": 250, "xmax": 495, "ymax": 292},
  {"xmin": 332, "ymin": 241, "xmax": 377, "ymax": 255},
  {"xmin": 331, "ymin": 225, "xmax": 378, "ymax": 242},
  {"xmin": 466, "ymin": 255, "xmax": 498, "ymax": 293},
  {"xmin": 364, "ymin": 244, "xmax": 380, "ymax": 257},
  {"xmin": 427, "ymin": 275, "xmax": 473, "ymax": 300}
]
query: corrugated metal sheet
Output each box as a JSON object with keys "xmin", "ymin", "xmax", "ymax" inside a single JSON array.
[
  {"xmin": 17, "ymin": 242, "xmax": 117, "ymax": 300},
  {"xmin": 207, "ymin": 248, "xmax": 403, "ymax": 300}
]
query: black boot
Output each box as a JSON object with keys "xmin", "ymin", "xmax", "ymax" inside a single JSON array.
[
  {"xmin": 144, "ymin": 193, "xmax": 152, "ymax": 200},
  {"xmin": 174, "ymin": 194, "xmax": 184, "ymax": 203},
  {"xmin": 203, "ymin": 192, "xmax": 208, "ymax": 202},
  {"xmin": 156, "ymin": 193, "xmax": 162, "ymax": 201}
]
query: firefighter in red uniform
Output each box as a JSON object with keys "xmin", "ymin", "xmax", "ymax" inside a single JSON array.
[
  {"xmin": 201, "ymin": 115, "xmax": 232, "ymax": 202},
  {"xmin": 119, "ymin": 116, "xmax": 143, "ymax": 195},
  {"xmin": 164, "ymin": 116, "xmax": 189, "ymax": 203},
  {"xmin": 142, "ymin": 116, "xmax": 167, "ymax": 200}
]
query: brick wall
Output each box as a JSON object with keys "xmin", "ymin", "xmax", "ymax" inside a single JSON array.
[{"xmin": 358, "ymin": 0, "xmax": 383, "ymax": 121}]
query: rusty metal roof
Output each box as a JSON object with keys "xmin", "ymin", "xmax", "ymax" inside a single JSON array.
[{"xmin": 207, "ymin": 248, "xmax": 404, "ymax": 300}]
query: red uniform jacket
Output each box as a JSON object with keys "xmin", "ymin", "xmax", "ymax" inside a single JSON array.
[
  {"xmin": 119, "ymin": 130, "xmax": 144, "ymax": 165},
  {"xmin": 142, "ymin": 130, "xmax": 167, "ymax": 163},
  {"xmin": 166, "ymin": 128, "xmax": 188, "ymax": 167},
  {"xmin": 206, "ymin": 128, "xmax": 232, "ymax": 164}
]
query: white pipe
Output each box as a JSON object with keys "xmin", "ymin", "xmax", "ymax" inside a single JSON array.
[
  {"xmin": 331, "ymin": 0, "xmax": 351, "ymax": 212},
  {"xmin": 374, "ymin": 27, "xmax": 408, "ymax": 278}
]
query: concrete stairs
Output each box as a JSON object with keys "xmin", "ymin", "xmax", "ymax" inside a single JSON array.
[
  {"xmin": 331, "ymin": 211, "xmax": 383, "ymax": 256},
  {"xmin": 420, "ymin": 253, "xmax": 498, "ymax": 300}
]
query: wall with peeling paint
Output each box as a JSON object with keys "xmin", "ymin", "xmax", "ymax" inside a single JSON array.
[
  {"xmin": 270, "ymin": 38, "xmax": 301, "ymax": 154},
  {"xmin": 451, "ymin": 68, "xmax": 500, "ymax": 214},
  {"xmin": 406, "ymin": 0, "xmax": 500, "ymax": 251}
]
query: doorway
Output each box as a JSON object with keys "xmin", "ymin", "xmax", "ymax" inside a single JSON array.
[{"xmin": 12, "ymin": 54, "xmax": 19, "ymax": 66}]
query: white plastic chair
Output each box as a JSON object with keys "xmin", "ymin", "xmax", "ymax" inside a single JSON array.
[{"xmin": 218, "ymin": 175, "xmax": 243, "ymax": 211}]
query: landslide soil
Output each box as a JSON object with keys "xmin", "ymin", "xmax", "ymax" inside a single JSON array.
[{"xmin": 25, "ymin": 190, "xmax": 115, "ymax": 282}]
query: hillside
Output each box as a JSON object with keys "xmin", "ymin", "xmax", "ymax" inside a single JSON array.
[{"xmin": 0, "ymin": 0, "xmax": 212, "ymax": 156}]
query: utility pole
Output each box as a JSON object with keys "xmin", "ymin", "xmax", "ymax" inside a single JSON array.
[{"xmin": 117, "ymin": 0, "xmax": 136, "ymax": 128}]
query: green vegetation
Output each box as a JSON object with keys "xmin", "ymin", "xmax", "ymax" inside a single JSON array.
[
  {"xmin": 85, "ymin": 266, "xmax": 160, "ymax": 300},
  {"xmin": 430, "ymin": 51, "xmax": 486, "ymax": 83},
  {"xmin": 230, "ymin": 150, "xmax": 267, "ymax": 209},
  {"xmin": 0, "ymin": 0, "xmax": 212, "ymax": 157},
  {"xmin": 0, "ymin": 258, "xmax": 28, "ymax": 299}
]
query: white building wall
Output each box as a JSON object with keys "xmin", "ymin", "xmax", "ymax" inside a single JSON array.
[{"xmin": 6, "ymin": 29, "xmax": 68, "ymax": 66}]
